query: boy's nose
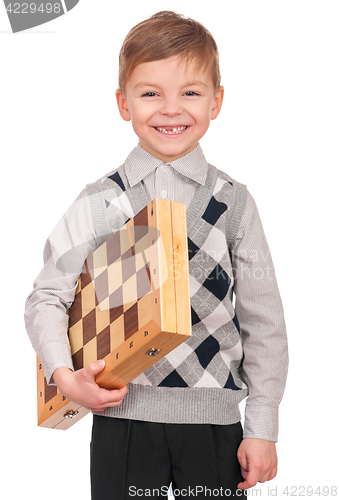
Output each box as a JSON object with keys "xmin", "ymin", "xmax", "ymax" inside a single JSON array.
[{"xmin": 159, "ymin": 99, "xmax": 183, "ymax": 116}]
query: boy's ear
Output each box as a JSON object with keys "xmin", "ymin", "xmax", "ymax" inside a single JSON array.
[
  {"xmin": 211, "ymin": 86, "xmax": 224, "ymax": 120},
  {"xmin": 116, "ymin": 89, "xmax": 131, "ymax": 121}
]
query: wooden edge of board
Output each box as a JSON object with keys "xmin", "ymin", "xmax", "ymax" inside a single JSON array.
[
  {"xmin": 39, "ymin": 403, "xmax": 90, "ymax": 430},
  {"xmin": 37, "ymin": 355, "xmax": 90, "ymax": 429},
  {"xmin": 170, "ymin": 201, "xmax": 192, "ymax": 338},
  {"xmin": 95, "ymin": 328, "xmax": 185, "ymax": 389},
  {"xmin": 154, "ymin": 199, "xmax": 177, "ymax": 333}
]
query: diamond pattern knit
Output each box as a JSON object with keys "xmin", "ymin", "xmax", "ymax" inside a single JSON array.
[{"xmin": 87, "ymin": 164, "xmax": 247, "ymax": 394}]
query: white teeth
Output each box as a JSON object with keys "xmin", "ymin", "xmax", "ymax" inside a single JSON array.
[{"xmin": 156, "ymin": 126, "xmax": 187, "ymax": 135}]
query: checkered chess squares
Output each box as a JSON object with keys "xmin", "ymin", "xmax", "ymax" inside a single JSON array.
[
  {"xmin": 68, "ymin": 208, "xmax": 167, "ymax": 372},
  {"xmin": 36, "ymin": 199, "xmax": 191, "ymax": 429}
]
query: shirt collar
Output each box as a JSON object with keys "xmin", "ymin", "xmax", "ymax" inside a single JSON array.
[{"xmin": 124, "ymin": 143, "xmax": 208, "ymax": 187}]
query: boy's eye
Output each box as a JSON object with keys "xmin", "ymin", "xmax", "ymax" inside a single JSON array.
[
  {"xmin": 142, "ymin": 92, "xmax": 158, "ymax": 97},
  {"xmin": 184, "ymin": 91, "xmax": 200, "ymax": 96}
]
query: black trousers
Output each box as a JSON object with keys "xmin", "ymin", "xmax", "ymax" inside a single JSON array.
[{"xmin": 90, "ymin": 416, "xmax": 246, "ymax": 500}]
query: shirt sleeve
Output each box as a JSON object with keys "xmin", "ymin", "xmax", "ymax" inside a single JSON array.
[
  {"xmin": 232, "ymin": 191, "xmax": 288, "ymax": 442},
  {"xmin": 24, "ymin": 188, "xmax": 97, "ymax": 385}
]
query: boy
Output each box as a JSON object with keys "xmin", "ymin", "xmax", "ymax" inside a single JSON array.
[{"xmin": 25, "ymin": 11, "xmax": 288, "ymax": 499}]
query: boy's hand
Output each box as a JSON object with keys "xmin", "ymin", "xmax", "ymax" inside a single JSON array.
[
  {"xmin": 52, "ymin": 360, "xmax": 128, "ymax": 412},
  {"xmin": 237, "ymin": 438, "xmax": 277, "ymax": 490}
]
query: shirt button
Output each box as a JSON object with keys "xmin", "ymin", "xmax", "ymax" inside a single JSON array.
[{"xmin": 161, "ymin": 190, "xmax": 167, "ymax": 198}]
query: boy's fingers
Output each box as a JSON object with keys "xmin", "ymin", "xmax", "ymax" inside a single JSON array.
[
  {"xmin": 85, "ymin": 359, "xmax": 106, "ymax": 379},
  {"xmin": 238, "ymin": 464, "xmax": 276, "ymax": 489},
  {"xmin": 78, "ymin": 361, "xmax": 128, "ymax": 410},
  {"xmin": 90, "ymin": 385, "xmax": 128, "ymax": 411},
  {"xmin": 237, "ymin": 479, "xmax": 255, "ymax": 490},
  {"xmin": 268, "ymin": 466, "xmax": 277, "ymax": 481},
  {"xmin": 99, "ymin": 384, "xmax": 128, "ymax": 400},
  {"xmin": 259, "ymin": 465, "xmax": 277, "ymax": 483},
  {"xmin": 237, "ymin": 469, "xmax": 260, "ymax": 490}
]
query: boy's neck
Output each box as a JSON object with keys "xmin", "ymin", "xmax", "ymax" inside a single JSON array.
[{"xmin": 139, "ymin": 141, "xmax": 199, "ymax": 163}]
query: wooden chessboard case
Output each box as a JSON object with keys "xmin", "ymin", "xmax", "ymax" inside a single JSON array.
[{"xmin": 37, "ymin": 199, "xmax": 191, "ymax": 429}]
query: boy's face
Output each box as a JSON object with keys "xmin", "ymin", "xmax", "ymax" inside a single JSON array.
[{"xmin": 116, "ymin": 56, "xmax": 224, "ymax": 163}]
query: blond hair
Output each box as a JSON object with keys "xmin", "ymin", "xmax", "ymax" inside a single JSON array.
[{"xmin": 118, "ymin": 11, "xmax": 221, "ymax": 95}]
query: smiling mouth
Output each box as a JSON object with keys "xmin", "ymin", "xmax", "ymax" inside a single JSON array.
[{"xmin": 154, "ymin": 126, "xmax": 188, "ymax": 135}]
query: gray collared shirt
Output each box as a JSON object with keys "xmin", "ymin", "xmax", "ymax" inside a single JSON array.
[
  {"xmin": 24, "ymin": 142, "xmax": 288, "ymax": 441},
  {"xmin": 124, "ymin": 143, "xmax": 208, "ymax": 207}
]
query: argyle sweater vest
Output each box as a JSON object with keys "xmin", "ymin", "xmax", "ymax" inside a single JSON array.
[{"xmin": 88, "ymin": 162, "xmax": 249, "ymax": 425}]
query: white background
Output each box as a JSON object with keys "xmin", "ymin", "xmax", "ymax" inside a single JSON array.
[{"xmin": 1, "ymin": 1, "xmax": 338, "ymax": 499}]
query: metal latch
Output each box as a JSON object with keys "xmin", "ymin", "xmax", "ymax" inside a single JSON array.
[
  {"xmin": 146, "ymin": 348, "xmax": 161, "ymax": 357},
  {"xmin": 64, "ymin": 410, "xmax": 79, "ymax": 419}
]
